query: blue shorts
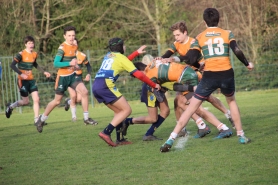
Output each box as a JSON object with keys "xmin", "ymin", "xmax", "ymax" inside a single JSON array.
[
  {"xmin": 194, "ymin": 69, "xmax": 235, "ymax": 101},
  {"xmin": 92, "ymin": 78, "xmax": 122, "ymax": 104},
  {"xmin": 140, "ymin": 83, "xmax": 159, "ymax": 108}
]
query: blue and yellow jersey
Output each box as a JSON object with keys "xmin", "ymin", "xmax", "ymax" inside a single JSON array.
[
  {"xmin": 75, "ymin": 50, "xmax": 89, "ymax": 75},
  {"xmin": 56, "ymin": 42, "xmax": 78, "ymax": 76},
  {"xmin": 14, "ymin": 50, "xmax": 37, "ymax": 80},
  {"xmin": 191, "ymin": 27, "xmax": 235, "ymax": 71},
  {"xmin": 95, "ymin": 52, "xmax": 137, "ymax": 83}
]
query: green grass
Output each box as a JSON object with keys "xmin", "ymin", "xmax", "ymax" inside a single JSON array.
[{"xmin": 1, "ymin": 89, "xmax": 278, "ymax": 185}]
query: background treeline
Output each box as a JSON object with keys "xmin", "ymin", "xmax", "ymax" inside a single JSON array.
[
  {"xmin": 1, "ymin": 0, "xmax": 278, "ymax": 111},
  {"xmin": 1, "ymin": 0, "xmax": 278, "ymax": 64}
]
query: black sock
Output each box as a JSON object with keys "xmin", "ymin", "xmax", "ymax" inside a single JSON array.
[
  {"xmin": 145, "ymin": 115, "xmax": 165, "ymax": 136},
  {"xmin": 103, "ymin": 123, "xmax": 115, "ymax": 135}
]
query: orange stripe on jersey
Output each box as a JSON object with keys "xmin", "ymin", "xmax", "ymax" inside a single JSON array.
[
  {"xmin": 57, "ymin": 42, "xmax": 77, "ymax": 75},
  {"xmin": 15, "ymin": 50, "xmax": 37, "ymax": 80},
  {"xmin": 170, "ymin": 37, "xmax": 195, "ymax": 56},
  {"xmin": 167, "ymin": 62, "xmax": 187, "ymax": 82},
  {"xmin": 194, "ymin": 27, "xmax": 233, "ymax": 71},
  {"xmin": 55, "ymin": 75, "xmax": 60, "ymax": 89}
]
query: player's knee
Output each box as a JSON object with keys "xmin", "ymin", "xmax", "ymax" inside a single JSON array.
[
  {"xmin": 161, "ymin": 107, "xmax": 170, "ymax": 118},
  {"xmin": 125, "ymin": 107, "xmax": 132, "ymax": 117},
  {"xmin": 33, "ymin": 97, "xmax": 40, "ymax": 104}
]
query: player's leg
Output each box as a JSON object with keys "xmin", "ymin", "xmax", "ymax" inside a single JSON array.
[
  {"xmin": 207, "ymin": 94, "xmax": 234, "ymax": 128},
  {"xmin": 221, "ymin": 75, "xmax": 251, "ymax": 144},
  {"xmin": 74, "ymin": 78, "xmax": 97, "ymax": 125},
  {"xmin": 30, "ymin": 91, "xmax": 40, "ymax": 123},
  {"xmin": 143, "ymin": 98, "xmax": 170, "ymax": 141},
  {"xmin": 98, "ymin": 96, "xmax": 132, "ymax": 146},
  {"xmin": 160, "ymin": 97, "xmax": 203, "ymax": 152},
  {"xmin": 225, "ymin": 95, "xmax": 250, "ymax": 143},
  {"xmin": 174, "ymin": 93, "xmax": 189, "ymax": 137},
  {"xmin": 5, "ymin": 80, "xmax": 30, "ymax": 118},
  {"xmin": 35, "ymin": 75, "xmax": 68, "ymax": 133},
  {"xmin": 195, "ymin": 105, "xmax": 233, "ymax": 139},
  {"xmin": 66, "ymin": 87, "xmax": 77, "ymax": 121}
]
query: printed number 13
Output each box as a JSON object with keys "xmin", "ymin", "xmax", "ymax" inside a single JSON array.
[{"xmin": 205, "ymin": 38, "xmax": 224, "ymax": 55}]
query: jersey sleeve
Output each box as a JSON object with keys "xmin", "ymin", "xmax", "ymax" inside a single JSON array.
[
  {"xmin": 228, "ymin": 30, "xmax": 235, "ymax": 43},
  {"xmin": 119, "ymin": 54, "xmax": 137, "ymax": 74},
  {"xmin": 13, "ymin": 52, "xmax": 22, "ymax": 63},
  {"xmin": 190, "ymin": 38, "xmax": 201, "ymax": 51},
  {"xmin": 168, "ymin": 43, "xmax": 177, "ymax": 53}
]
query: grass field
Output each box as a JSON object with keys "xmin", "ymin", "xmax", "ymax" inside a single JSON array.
[{"xmin": 1, "ymin": 89, "xmax": 278, "ymax": 185}]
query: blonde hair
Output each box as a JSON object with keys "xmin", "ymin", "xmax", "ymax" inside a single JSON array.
[{"xmin": 141, "ymin": 54, "xmax": 154, "ymax": 65}]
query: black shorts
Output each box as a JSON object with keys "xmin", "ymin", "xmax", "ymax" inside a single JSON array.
[{"xmin": 194, "ymin": 69, "xmax": 235, "ymax": 101}]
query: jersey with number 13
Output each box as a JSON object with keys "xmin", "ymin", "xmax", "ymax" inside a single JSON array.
[{"xmin": 191, "ymin": 27, "xmax": 235, "ymax": 72}]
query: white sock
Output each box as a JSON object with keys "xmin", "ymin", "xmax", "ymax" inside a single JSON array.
[
  {"xmin": 225, "ymin": 110, "xmax": 231, "ymax": 119},
  {"xmin": 10, "ymin": 101, "xmax": 19, "ymax": 109},
  {"xmin": 168, "ymin": 132, "xmax": 178, "ymax": 140},
  {"xmin": 196, "ymin": 118, "xmax": 206, "ymax": 129},
  {"xmin": 34, "ymin": 117, "xmax": 38, "ymax": 123},
  {"xmin": 68, "ymin": 99, "xmax": 71, "ymax": 105},
  {"xmin": 217, "ymin": 123, "xmax": 229, "ymax": 131},
  {"xmin": 71, "ymin": 106, "xmax": 76, "ymax": 119},
  {"xmin": 83, "ymin": 112, "xmax": 89, "ymax": 120},
  {"xmin": 237, "ymin": 130, "xmax": 244, "ymax": 137},
  {"xmin": 41, "ymin": 114, "xmax": 48, "ymax": 122}
]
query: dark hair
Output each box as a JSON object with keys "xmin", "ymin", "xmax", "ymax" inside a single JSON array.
[
  {"xmin": 24, "ymin": 36, "xmax": 35, "ymax": 44},
  {"xmin": 170, "ymin": 21, "xmax": 188, "ymax": 33},
  {"xmin": 134, "ymin": 62, "xmax": 147, "ymax": 71},
  {"xmin": 108, "ymin": 37, "xmax": 124, "ymax": 54},
  {"xmin": 203, "ymin": 8, "xmax": 220, "ymax": 27},
  {"xmin": 64, "ymin": 26, "xmax": 76, "ymax": 35}
]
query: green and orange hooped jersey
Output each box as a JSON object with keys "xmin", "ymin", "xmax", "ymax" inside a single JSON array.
[
  {"xmin": 168, "ymin": 36, "xmax": 204, "ymax": 70},
  {"xmin": 145, "ymin": 60, "xmax": 188, "ymax": 84},
  {"xmin": 14, "ymin": 50, "xmax": 38, "ymax": 80},
  {"xmin": 169, "ymin": 36, "xmax": 195, "ymax": 56},
  {"xmin": 191, "ymin": 27, "xmax": 235, "ymax": 71},
  {"xmin": 56, "ymin": 42, "xmax": 78, "ymax": 76},
  {"xmin": 75, "ymin": 51, "xmax": 89, "ymax": 75}
]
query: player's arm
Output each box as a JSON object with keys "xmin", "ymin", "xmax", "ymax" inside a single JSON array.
[
  {"xmin": 131, "ymin": 70, "xmax": 160, "ymax": 89},
  {"xmin": 230, "ymin": 40, "xmax": 250, "ymax": 67},
  {"xmin": 53, "ymin": 49, "xmax": 77, "ymax": 68},
  {"xmin": 85, "ymin": 62, "xmax": 92, "ymax": 75},
  {"xmin": 128, "ymin": 45, "xmax": 147, "ymax": 61},
  {"xmin": 173, "ymin": 83, "xmax": 194, "ymax": 92},
  {"xmin": 10, "ymin": 60, "xmax": 22, "ymax": 74},
  {"xmin": 82, "ymin": 62, "xmax": 92, "ymax": 81},
  {"xmin": 33, "ymin": 61, "xmax": 51, "ymax": 78},
  {"xmin": 179, "ymin": 49, "xmax": 201, "ymax": 68},
  {"xmin": 33, "ymin": 61, "xmax": 45, "ymax": 73},
  {"xmin": 161, "ymin": 50, "xmax": 174, "ymax": 58}
]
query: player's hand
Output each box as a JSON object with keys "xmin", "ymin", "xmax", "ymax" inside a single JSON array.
[
  {"xmin": 70, "ymin": 58, "xmax": 77, "ymax": 66},
  {"xmin": 44, "ymin": 71, "xmax": 51, "ymax": 78},
  {"xmin": 199, "ymin": 62, "xmax": 205, "ymax": 72},
  {"xmin": 154, "ymin": 57, "xmax": 163, "ymax": 60},
  {"xmin": 247, "ymin": 62, "xmax": 254, "ymax": 71},
  {"xmin": 161, "ymin": 58, "xmax": 173, "ymax": 63},
  {"xmin": 83, "ymin": 74, "xmax": 91, "ymax": 81},
  {"xmin": 154, "ymin": 83, "xmax": 161, "ymax": 90},
  {"xmin": 137, "ymin": 45, "xmax": 147, "ymax": 54},
  {"xmin": 20, "ymin": 73, "xmax": 28, "ymax": 79}
]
